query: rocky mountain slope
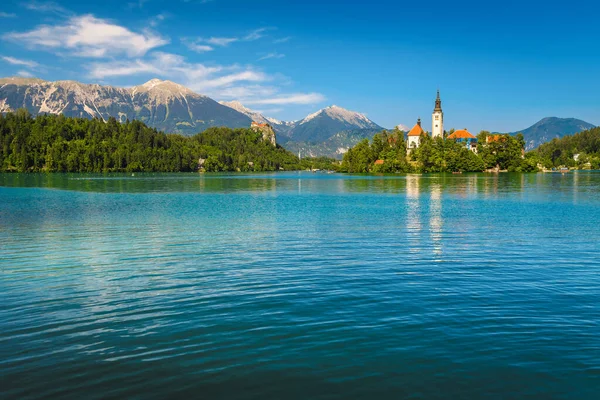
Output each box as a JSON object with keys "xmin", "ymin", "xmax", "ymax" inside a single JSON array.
[
  {"xmin": 0, "ymin": 77, "xmax": 251, "ymax": 135},
  {"xmin": 511, "ymin": 117, "xmax": 596, "ymax": 150},
  {"xmin": 287, "ymin": 105, "xmax": 383, "ymax": 143}
]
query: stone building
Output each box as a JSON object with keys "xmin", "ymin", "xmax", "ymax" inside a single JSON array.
[{"xmin": 407, "ymin": 118, "xmax": 425, "ymax": 152}]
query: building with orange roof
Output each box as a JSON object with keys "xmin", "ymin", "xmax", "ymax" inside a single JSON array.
[
  {"xmin": 374, "ymin": 159, "xmax": 385, "ymax": 165},
  {"xmin": 448, "ymin": 129, "xmax": 478, "ymax": 152},
  {"xmin": 406, "ymin": 118, "xmax": 425, "ymax": 152}
]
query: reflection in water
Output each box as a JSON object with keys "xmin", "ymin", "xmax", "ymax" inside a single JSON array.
[
  {"xmin": 429, "ymin": 184, "xmax": 443, "ymax": 258},
  {"xmin": 405, "ymin": 175, "xmax": 421, "ymax": 255}
]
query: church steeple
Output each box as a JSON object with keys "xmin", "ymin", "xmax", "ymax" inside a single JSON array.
[
  {"xmin": 431, "ymin": 90, "xmax": 443, "ymax": 138},
  {"xmin": 434, "ymin": 90, "xmax": 442, "ymax": 112}
]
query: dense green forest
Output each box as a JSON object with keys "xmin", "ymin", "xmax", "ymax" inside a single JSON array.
[
  {"xmin": 341, "ymin": 129, "xmax": 538, "ymax": 173},
  {"xmin": 534, "ymin": 127, "xmax": 600, "ymax": 169},
  {"xmin": 0, "ymin": 109, "xmax": 304, "ymax": 172}
]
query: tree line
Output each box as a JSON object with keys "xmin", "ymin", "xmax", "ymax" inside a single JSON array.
[
  {"xmin": 6, "ymin": 109, "xmax": 592, "ymax": 174},
  {"xmin": 0, "ymin": 109, "xmax": 302, "ymax": 172},
  {"xmin": 534, "ymin": 127, "xmax": 600, "ymax": 169},
  {"xmin": 341, "ymin": 129, "xmax": 538, "ymax": 173}
]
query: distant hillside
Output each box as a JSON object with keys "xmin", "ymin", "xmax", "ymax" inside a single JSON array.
[
  {"xmin": 283, "ymin": 128, "xmax": 382, "ymax": 159},
  {"xmin": 534, "ymin": 126, "xmax": 600, "ymax": 168},
  {"xmin": 0, "ymin": 77, "xmax": 252, "ymax": 135},
  {"xmin": 511, "ymin": 117, "xmax": 596, "ymax": 150}
]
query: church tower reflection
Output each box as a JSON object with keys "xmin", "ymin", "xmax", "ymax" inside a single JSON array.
[
  {"xmin": 429, "ymin": 184, "xmax": 443, "ymax": 257},
  {"xmin": 406, "ymin": 175, "xmax": 422, "ymax": 252}
]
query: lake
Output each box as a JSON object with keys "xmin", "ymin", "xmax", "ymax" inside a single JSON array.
[{"xmin": 1, "ymin": 172, "xmax": 599, "ymax": 399}]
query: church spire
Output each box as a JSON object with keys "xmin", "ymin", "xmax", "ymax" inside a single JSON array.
[{"xmin": 434, "ymin": 90, "xmax": 442, "ymax": 112}]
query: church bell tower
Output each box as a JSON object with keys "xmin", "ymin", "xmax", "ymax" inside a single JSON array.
[{"xmin": 432, "ymin": 90, "xmax": 443, "ymax": 139}]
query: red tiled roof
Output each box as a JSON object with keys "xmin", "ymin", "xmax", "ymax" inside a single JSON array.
[
  {"xmin": 448, "ymin": 129, "xmax": 476, "ymax": 139},
  {"xmin": 374, "ymin": 159, "xmax": 384, "ymax": 165},
  {"xmin": 407, "ymin": 123, "xmax": 425, "ymax": 137}
]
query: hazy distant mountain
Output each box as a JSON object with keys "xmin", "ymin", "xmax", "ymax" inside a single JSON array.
[
  {"xmin": 0, "ymin": 77, "xmax": 251, "ymax": 135},
  {"xmin": 284, "ymin": 128, "xmax": 381, "ymax": 159},
  {"xmin": 288, "ymin": 105, "xmax": 383, "ymax": 143},
  {"xmin": 511, "ymin": 117, "xmax": 596, "ymax": 150}
]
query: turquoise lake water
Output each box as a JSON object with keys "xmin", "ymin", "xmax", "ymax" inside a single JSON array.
[{"xmin": 1, "ymin": 172, "xmax": 600, "ymax": 399}]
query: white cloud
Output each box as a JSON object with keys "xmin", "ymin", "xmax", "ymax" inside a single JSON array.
[
  {"xmin": 244, "ymin": 28, "xmax": 270, "ymax": 41},
  {"xmin": 127, "ymin": 0, "xmax": 150, "ymax": 9},
  {"xmin": 187, "ymin": 43, "xmax": 214, "ymax": 53},
  {"xmin": 259, "ymin": 52, "xmax": 285, "ymax": 61},
  {"xmin": 244, "ymin": 93, "xmax": 326, "ymax": 106},
  {"xmin": 183, "ymin": 36, "xmax": 237, "ymax": 53},
  {"xmin": 17, "ymin": 70, "xmax": 35, "ymax": 77},
  {"xmin": 206, "ymin": 37, "xmax": 238, "ymax": 46},
  {"xmin": 88, "ymin": 59, "xmax": 161, "ymax": 79},
  {"xmin": 85, "ymin": 52, "xmax": 324, "ymax": 106},
  {"xmin": 254, "ymin": 107, "xmax": 283, "ymax": 115},
  {"xmin": 4, "ymin": 14, "xmax": 168, "ymax": 58},
  {"xmin": 0, "ymin": 12, "xmax": 17, "ymax": 18},
  {"xmin": 23, "ymin": 1, "xmax": 69, "ymax": 15},
  {"xmin": 183, "ymin": 28, "xmax": 271, "ymax": 54},
  {"xmin": 273, "ymin": 36, "xmax": 291, "ymax": 44},
  {"xmin": 216, "ymin": 85, "xmax": 278, "ymax": 99},
  {"xmin": 149, "ymin": 13, "xmax": 168, "ymax": 28},
  {"xmin": 1, "ymin": 56, "xmax": 39, "ymax": 69},
  {"xmin": 196, "ymin": 70, "xmax": 267, "ymax": 90}
]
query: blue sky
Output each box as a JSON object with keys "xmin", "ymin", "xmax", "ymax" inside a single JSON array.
[{"xmin": 0, "ymin": 0, "xmax": 598, "ymax": 132}]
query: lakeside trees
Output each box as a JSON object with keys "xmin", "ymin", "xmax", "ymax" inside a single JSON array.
[
  {"xmin": 534, "ymin": 127, "xmax": 600, "ymax": 169},
  {"xmin": 341, "ymin": 129, "xmax": 410, "ymax": 173},
  {"xmin": 341, "ymin": 129, "xmax": 536, "ymax": 173},
  {"xmin": 0, "ymin": 110, "xmax": 300, "ymax": 172}
]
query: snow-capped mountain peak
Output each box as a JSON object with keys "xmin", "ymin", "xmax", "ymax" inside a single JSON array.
[
  {"xmin": 142, "ymin": 78, "xmax": 164, "ymax": 90},
  {"xmin": 299, "ymin": 105, "xmax": 373, "ymax": 127},
  {"xmin": 133, "ymin": 79, "xmax": 198, "ymax": 98}
]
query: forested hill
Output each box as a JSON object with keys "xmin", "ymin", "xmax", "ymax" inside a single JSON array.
[
  {"xmin": 535, "ymin": 127, "xmax": 600, "ymax": 168},
  {"xmin": 0, "ymin": 109, "xmax": 300, "ymax": 172}
]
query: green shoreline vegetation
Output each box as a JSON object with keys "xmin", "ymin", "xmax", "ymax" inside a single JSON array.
[
  {"xmin": 0, "ymin": 109, "xmax": 336, "ymax": 173},
  {"xmin": 2, "ymin": 110, "xmax": 598, "ymax": 173},
  {"xmin": 341, "ymin": 129, "xmax": 537, "ymax": 173},
  {"xmin": 341, "ymin": 126, "xmax": 600, "ymax": 173}
]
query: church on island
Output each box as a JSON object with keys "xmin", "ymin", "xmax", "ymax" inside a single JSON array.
[{"xmin": 406, "ymin": 91, "xmax": 478, "ymax": 153}]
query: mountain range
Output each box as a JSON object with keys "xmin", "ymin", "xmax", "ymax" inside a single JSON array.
[
  {"xmin": 0, "ymin": 77, "xmax": 596, "ymax": 156},
  {"xmin": 0, "ymin": 77, "xmax": 382, "ymax": 154},
  {"xmin": 0, "ymin": 77, "xmax": 251, "ymax": 135},
  {"xmin": 510, "ymin": 117, "xmax": 596, "ymax": 150}
]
